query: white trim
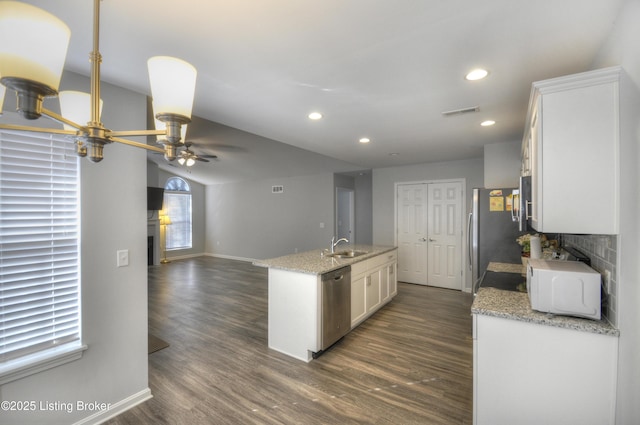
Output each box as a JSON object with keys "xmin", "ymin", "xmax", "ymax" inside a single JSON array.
[
  {"xmin": 0, "ymin": 342, "xmax": 88, "ymax": 385},
  {"xmin": 152, "ymin": 253, "xmax": 260, "ymax": 264},
  {"xmin": 204, "ymin": 253, "xmax": 258, "ymax": 263},
  {"xmin": 163, "ymin": 252, "xmax": 206, "ymax": 261},
  {"xmin": 71, "ymin": 388, "xmax": 152, "ymax": 425}
]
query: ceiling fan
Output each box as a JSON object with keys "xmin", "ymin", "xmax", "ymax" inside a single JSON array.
[{"xmin": 177, "ymin": 142, "xmax": 217, "ymax": 166}]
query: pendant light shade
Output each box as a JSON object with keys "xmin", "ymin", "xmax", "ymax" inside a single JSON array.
[
  {"xmin": 148, "ymin": 56, "xmax": 197, "ymax": 120},
  {"xmin": 59, "ymin": 91, "xmax": 103, "ymax": 130},
  {"xmin": 0, "ymin": 0, "xmax": 197, "ymax": 163},
  {"xmin": 0, "ymin": 1, "xmax": 70, "ymax": 92}
]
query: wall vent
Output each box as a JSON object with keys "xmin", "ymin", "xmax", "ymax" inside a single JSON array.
[
  {"xmin": 441, "ymin": 105, "xmax": 480, "ymax": 116},
  {"xmin": 272, "ymin": 185, "xmax": 284, "ymax": 194}
]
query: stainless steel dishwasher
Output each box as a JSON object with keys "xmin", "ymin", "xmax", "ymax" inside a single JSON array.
[{"xmin": 320, "ymin": 266, "xmax": 351, "ymax": 352}]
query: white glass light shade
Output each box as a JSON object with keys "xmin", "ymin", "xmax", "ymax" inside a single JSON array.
[
  {"xmin": 0, "ymin": 2, "xmax": 70, "ymax": 91},
  {"xmin": 59, "ymin": 91, "xmax": 103, "ymax": 130},
  {"xmin": 148, "ymin": 56, "xmax": 197, "ymax": 119},
  {"xmin": 186, "ymin": 157, "xmax": 195, "ymax": 167},
  {"xmin": 178, "ymin": 157, "xmax": 186, "ymax": 165}
]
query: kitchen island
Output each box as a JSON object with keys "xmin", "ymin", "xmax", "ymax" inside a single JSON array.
[
  {"xmin": 254, "ymin": 245, "xmax": 397, "ymax": 362},
  {"xmin": 472, "ymin": 264, "xmax": 619, "ymax": 425}
]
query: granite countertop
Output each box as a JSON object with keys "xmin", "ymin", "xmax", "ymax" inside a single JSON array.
[
  {"xmin": 472, "ymin": 287, "xmax": 619, "ymax": 336},
  {"xmin": 253, "ymin": 244, "xmax": 397, "ymax": 275}
]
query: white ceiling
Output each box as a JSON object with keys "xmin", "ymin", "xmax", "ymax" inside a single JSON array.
[{"xmin": 20, "ymin": 0, "xmax": 625, "ymax": 185}]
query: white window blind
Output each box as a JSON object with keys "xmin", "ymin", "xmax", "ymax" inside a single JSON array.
[
  {"xmin": 164, "ymin": 177, "xmax": 192, "ymax": 250},
  {"xmin": 164, "ymin": 192, "xmax": 192, "ymax": 250},
  {"xmin": 0, "ymin": 130, "xmax": 80, "ymax": 363}
]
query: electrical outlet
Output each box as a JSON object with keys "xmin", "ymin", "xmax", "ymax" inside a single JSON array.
[
  {"xmin": 603, "ymin": 270, "xmax": 611, "ymax": 294},
  {"xmin": 117, "ymin": 249, "xmax": 129, "ymax": 268}
]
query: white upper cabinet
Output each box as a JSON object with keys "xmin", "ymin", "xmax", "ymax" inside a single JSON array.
[{"xmin": 523, "ymin": 67, "xmax": 622, "ymax": 235}]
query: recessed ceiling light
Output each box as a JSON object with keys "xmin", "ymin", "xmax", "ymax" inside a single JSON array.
[
  {"xmin": 465, "ymin": 68, "xmax": 489, "ymax": 81},
  {"xmin": 308, "ymin": 112, "xmax": 323, "ymax": 120},
  {"xmin": 359, "ymin": 137, "xmax": 370, "ymax": 144},
  {"xmin": 481, "ymin": 120, "xmax": 496, "ymax": 127},
  {"xmin": 389, "ymin": 152, "xmax": 400, "ymax": 156}
]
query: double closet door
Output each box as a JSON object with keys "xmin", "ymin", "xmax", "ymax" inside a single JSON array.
[{"xmin": 397, "ymin": 181, "xmax": 463, "ymax": 290}]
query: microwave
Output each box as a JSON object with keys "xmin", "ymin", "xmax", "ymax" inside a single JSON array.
[{"xmin": 526, "ymin": 258, "xmax": 601, "ymax": 320}]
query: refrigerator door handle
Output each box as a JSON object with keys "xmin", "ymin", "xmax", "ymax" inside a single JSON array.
[{"xmin": 467, "ymin": 212, "xmax": 473, "ymax": 270}]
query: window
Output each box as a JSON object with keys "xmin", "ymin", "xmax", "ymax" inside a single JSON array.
[
  {"xmin": 164, "ymin": 177, "xmax": 192, "ymax": 250},
  {"xmin": 0, "ymin": 130, "xmax": 83, "ymax": 383}
]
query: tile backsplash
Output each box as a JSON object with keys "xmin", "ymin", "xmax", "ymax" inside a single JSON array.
[{"xmin": 562, "ymin": 234, "xmax": 617, "ymax": 326}]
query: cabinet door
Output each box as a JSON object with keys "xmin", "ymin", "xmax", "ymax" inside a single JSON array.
[
  {"xmin": 380, "ymin": 264, "xmax": 390, "ymax": 302},
  {"xmin": 350, "ymin": 274, "xmax": 366, "ymax": 327},
  {"xmin": 521, "ymin": 130, "xmax": 532, "ymax": 177},
  {"xmin": 530, "ymin": 97, "xmax": 542, "ymax": 231},
  {"xmin": 365, "ymin": 269, "xmax": 382, "ymax": 313},
  {"xmin": 474, "ymin": 315, "xmax": 617, "ymax": 425},
  {"xmin": 539, "ymin": 81, "xmax": 618, "ymax": 233},
  {"xmin": 527, "ymin": 68, "xmax": 620, "ymax": 234},
  {"xmin": 388, "ymin": 262, "xmax": 397, "ymax": 297}
]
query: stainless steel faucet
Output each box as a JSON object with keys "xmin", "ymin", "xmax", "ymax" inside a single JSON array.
[{"xmin": 331, "ymin": 236, "xmax": 349, "ymax": 253}]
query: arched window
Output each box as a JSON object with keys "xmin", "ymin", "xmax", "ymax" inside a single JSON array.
[{"xmin": 164, "ymin": 177, "xmax": 192, "ymax": 250}]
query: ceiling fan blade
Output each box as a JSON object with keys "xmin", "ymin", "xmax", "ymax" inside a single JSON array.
[
  {"xmin": 195, "ymin": 157, "xmax": 210, "ymax": 162},
  {"xmin": 200, "ymin": 154, "xmax": 218, "ymax": 159}
]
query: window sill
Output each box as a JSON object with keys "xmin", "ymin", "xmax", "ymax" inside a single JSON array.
[{"xmin": 0, "ymin": 342, "xmax": 88, "ymax": 385}]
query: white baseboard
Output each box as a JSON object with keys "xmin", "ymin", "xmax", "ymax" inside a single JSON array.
[
  {"xmin": 72, "ymin": 388, "xmax": 152, "ymax": 425},
  {"xmin": 164, "ymin": 252, "xmax": 204, "ymax": 261},
  {"xmin": 204, "ymin": 252, "xmax": 258, "ymax": 263}
]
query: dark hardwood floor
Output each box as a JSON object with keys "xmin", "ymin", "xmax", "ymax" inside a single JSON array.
[{"xmin": 106, "ymin": 256, "xmax": 474, "ymax": 425}]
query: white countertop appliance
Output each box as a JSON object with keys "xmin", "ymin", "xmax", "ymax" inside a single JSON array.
[{"xmin": 526, "ymin": 258, "xmax": 601, "ymax": 320}]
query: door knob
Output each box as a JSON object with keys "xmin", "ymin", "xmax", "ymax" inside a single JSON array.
[
  {"xmin": 419, "ymin": 237, "xmax": 427, "ymax": 242},
  {"xmin": 429, "ymin": 238, "xmax": 436, "ymax": 242}
]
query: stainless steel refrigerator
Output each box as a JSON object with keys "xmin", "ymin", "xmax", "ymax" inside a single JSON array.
[{"xmin": 468, "ymin": 188, "xmax": 525, "ymax": 292}]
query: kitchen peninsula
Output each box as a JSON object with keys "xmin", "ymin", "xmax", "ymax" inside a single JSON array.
[
  {"xmin": 472, "ymin": 264, "xmax": 619, "ymax": 425},
  {"xmin": 255, "ymin": 245, "xmax": 397, "ymax": 362}
]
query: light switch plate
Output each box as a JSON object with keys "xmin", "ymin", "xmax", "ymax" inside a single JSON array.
[{"xmin": 117, "ymin": 249, "xmax": 129, "ymax": 267}]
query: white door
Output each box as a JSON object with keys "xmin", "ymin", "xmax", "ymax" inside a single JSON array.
[
  {"xmin": 397, "ymin": 184, "xmax": 428, "ymax": 285},
  {"xmin": 397, "ymin": 181, "xmax": 463, "ymax": 289},
  {"xmin": 427, "ymin": 182, "xmax": 463, "ymax": 290}
]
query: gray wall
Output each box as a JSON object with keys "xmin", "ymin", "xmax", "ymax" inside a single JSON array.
[
  {"xmin": 354, "ymin": 172, "xmax": 373, "ymax": 245},
  {"xmin": 205, "ymin": 173, "xmax": 336, "ymax": 260},
  {"xmin": 372, "ymin": 158, "xmax": 484, "ymax": 292},
  {"xmin": 3, "ymin": 72, "xmax": 150, "ymax": 424},
  {"xmin": 484, "ymin": 140, "xmax": 521, "ymax": 188}
]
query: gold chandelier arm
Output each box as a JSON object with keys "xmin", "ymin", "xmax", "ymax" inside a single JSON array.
[
  {"xmin": 110, "ymin": 136, "xmax": 165, "ymax": 153},
  {"xmin": 0, "ymin": 123, "xmax": 78, "ymax": 136},
  {"xmin": 110, "ymin": 129, "xmax": 167, "ymax": 138},
  {"xmin": 40, "ymin": 107, "xmax": 84, "ymax": 130}
]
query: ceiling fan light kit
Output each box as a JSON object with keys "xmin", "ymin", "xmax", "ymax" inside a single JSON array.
[{"xmin": 0, "ymin": 0, "xmax": 197, "ymax": 163}]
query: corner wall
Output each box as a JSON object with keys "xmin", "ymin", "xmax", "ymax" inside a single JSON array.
[
  {"xmin": 591, "ymin": 1, "xmax": 640, "ymax": 422},
  {"xmin": 1, "ymin": 72, "xmax": 150, "ymax": 423}
]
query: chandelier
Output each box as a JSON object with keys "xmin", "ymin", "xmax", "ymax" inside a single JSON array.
[{"xmin": 0, "ymin": 0, "xmax": 197, "ymax": 163}]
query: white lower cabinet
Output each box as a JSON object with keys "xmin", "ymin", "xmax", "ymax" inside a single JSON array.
[
  {"xmin": 350, "ymin": 273, "xmax": 367, "ymax": 325},
  {"xmin": 473, "ymin": 314, "xmax": 618, "ymax": 425},
  {"xmin": 351, "ymin": 251, "xmax": 397, "ymax": 328},
  {"xmin": 365, "ymin": 269, "xmax": 381, "ymax": 313}
]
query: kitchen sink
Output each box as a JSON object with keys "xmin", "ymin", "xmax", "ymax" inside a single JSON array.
[{"xmin": 327, "ymin": 250, "xmax": 368, "ymax": 259}]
